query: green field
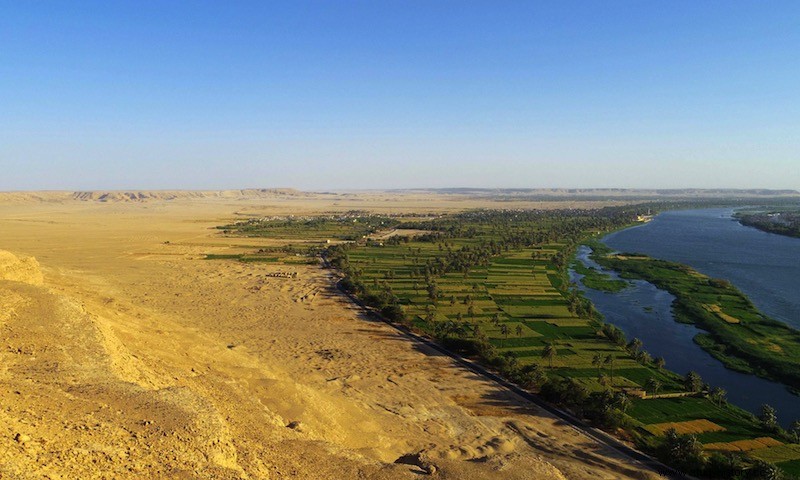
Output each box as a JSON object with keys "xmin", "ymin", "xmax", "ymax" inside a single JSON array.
[
  {"xmin": 217, "ymin": 213, "xmax": 399, "ymax": 241},
  {"xmin": 778, "ymin": 459, "xmax": 800, "ymax": 477},
  {"xmin": 218, "ymin": 208, "xmax": 799, "ymax": 478},
  {"xmin": 629, "ymin": 397, "xmax": 770, "ymax": 444}
]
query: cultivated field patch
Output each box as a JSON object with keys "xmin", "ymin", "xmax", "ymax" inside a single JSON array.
[
  {"xmin": 644, "ymin": 419, "xmax": 725, "ymax": 436},
  {"xmin": 750, "ymin": 444, "xmax": 800, "ymax": 464},
  {"xmin": 705, "ymin": 437, "xmax": 783, "ymax": 452}
]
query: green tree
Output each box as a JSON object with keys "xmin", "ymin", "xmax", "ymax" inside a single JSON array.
[
  {"xmin": 645, "ymin": 377, "xmax": 662, "ymax": 396},
  {"xmin": 747, "ymin": 459, "xmax": 783, "ymax": 480},
  {"xmin": 759, "ymin": 404, "xmax": 779, "ymax": 432},
  {"xmin": 614, "ymin": 392, "xmax": 631, "ymax": 413},
  {"xmin": 426, "ymin": 282, "xmax": 438, "ymax": 303},
  {"xmin": 604, "ymin": 354, "xmax": 616, "ymax": 385},
  {"xmin": 684, "ymin": 371, "xmax": 703, "ymax": 393},
  {"xmin": 789, "ymin": 419, "xmax": 800, "ymax": 442},
  {"xmin": 654, "ymin": 356, "xmax": 666, "ymax": 370},
  {"xmin": 592, "ymin": 353, "xmax": 603, "ymax": 376},
  {"xmin": 706, "ymin": 452, "xmax": 743, "ymax": 479},
  {"xmin": 499, "ymin": 324, "xmax": 509, "ymax": 347},
  {"xmin": 518, "ymin": 363, "xmax": 547, "ymax": 390},
  {"xmin": 659, "ymin": 428, "xmax": 705, "ymax": 474},
  {"xmin": 542, "ymin": 343, "xmax": 558, "ymax": 369},
  {"xmin": 636, "ymin": 350, "xmax": 652, "ymax": 365},
  {"xmin": 628, "ymin": 337, "xmax": 643, "ymax": 354},
  {"xmin": 709, "ymin": 387, "xmax": 727, "ymax": 407}
]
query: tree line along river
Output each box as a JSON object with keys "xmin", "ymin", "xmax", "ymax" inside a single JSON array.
[{"xmin": 572, "ymin": 208, "xmax": 800, "ymax": 427}]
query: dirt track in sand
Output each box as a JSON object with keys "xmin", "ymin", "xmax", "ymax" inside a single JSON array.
[{"xmin": 0, "ymin": 196, "xmax": 661, "ymax": 479}]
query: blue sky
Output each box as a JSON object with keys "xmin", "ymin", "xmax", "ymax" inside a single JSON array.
[{"xmin": 1, "ymin": 1, "xmax": 799, "ymax": 190}]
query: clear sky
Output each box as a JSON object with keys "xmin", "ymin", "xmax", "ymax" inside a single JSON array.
[{"xmin": 1, "ymin": 1, "xmax": 799, "ymax": 191}]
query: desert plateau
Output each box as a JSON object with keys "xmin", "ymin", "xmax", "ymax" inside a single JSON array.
[{"xmin": 0, "ymin": 192, "xmax": 662, "ymax": 479}]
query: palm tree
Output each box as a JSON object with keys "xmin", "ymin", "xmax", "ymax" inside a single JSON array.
[
  {"xmin": 426, "ymin": 282, "xmax": 438, "ymax": 303},
  {"xmin": 604, "ymin": 354, "xmax": 615, "ymax": 385},
  {"xmin": 457, "ymin": 322, "xmax": 468, "ymax": 338},
  {"xmin": 710, "ymin": 387, "xmax": 727, "ymax": 407},
  {"xmin": 748, "ymin": 460, "xmax": 782, "ymax": 480},
  {"xmin": 628, "ymin": 338, "xmax": 643, "ymax": 354},
  {"xmin": 614, "ymin": 392, "xmax": 631, "ymax": 413},
  {"xmin": 592, "ymin": 353, "xmax": 603, "ymax": 377},
  {"xmin": 760, "ymin": 404, "xmax": 779, "ymax": 432},
  {"xmin": 684, "ymin": 371, "xmax": 703, "ymax": 393},
  {"xmin": 499, "ymin": 324, "xmax": 509, "ymax": 347},
  {"xmin": 654, "ymin": 356, "xmax": 666, "ymax": 370},
  {"xmin": 645, "ymin": 377, "xmax": 662, "ymax": 397},
  {"xmin": 637, "ymin": 351, "xmax": 652, "ymax": 365},
  {"xmin": 542, "ymin": 343, "xmax": 558, "ymax": 369},
  {"xmin": 790, "ymin": 420, "xmax": 800, "ymax": 442}
]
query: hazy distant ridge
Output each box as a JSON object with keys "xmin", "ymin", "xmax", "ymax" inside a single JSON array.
[
  {"xmin": 390, "ymin": 188, "xmax": 800, "ymax": 198},
  {"xmin": 0, "ymin": 187, "xmax": 797, "ymax": 204},
  {"xmin": 0, "ymin": 189, "xmax": 304, "ymax": 203}
]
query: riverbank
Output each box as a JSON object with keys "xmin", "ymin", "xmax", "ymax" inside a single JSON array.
[
  {"xmin": 586, "ymin": 239, "xmax": 800, "ymax": 393},
  {"xmin": 735, "ymin": 209, "xmax": 800, "ymax": 239},
  {"xmin": 571, "ymin": 242, "xmax": 800, "ymax": 477},
  {"xmin": 570, "ymin": 257, "xmax": 629, "ymax": 292}
]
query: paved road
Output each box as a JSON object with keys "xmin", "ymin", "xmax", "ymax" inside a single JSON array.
[{"xmin": 323, "ymin": 260, "xmax": 686, "ymax": 479}]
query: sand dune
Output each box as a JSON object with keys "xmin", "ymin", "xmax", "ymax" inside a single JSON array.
[{"xmin": 0, "ymin": 198, "xmax": 661, "ymax": 479}]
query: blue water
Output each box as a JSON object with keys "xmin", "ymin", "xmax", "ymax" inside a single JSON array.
[
  {"xmin": 606, "ymin": 208, "xmax": 800, "ymax": 330},
  {"xmin": 571, "ymin": 208, "xmax": 800, "ymax": 427}
]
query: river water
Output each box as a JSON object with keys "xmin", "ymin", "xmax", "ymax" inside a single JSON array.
[{"xmin": 572, "ymin": 208, "xmax": 800, "ymax": 426}]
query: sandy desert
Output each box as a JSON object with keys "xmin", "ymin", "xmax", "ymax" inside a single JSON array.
[{"xmin": 0, "ymin": 192, "xmax": 661, "ymax": 479}]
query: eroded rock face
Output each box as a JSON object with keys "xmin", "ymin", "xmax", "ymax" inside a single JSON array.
[{"xmin": 0, "ymin": 250, "xmax": 43, "ymax": 285}]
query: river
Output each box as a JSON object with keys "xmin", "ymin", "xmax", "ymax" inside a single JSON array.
[{"xmin": 572, "ymin": 208, "xmax": 800, "ymax": 426}]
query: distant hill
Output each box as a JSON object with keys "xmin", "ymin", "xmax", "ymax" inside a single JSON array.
[
  {"xmin": 0, "ymin": 187, "xmax": 797, "ymax": 204},
  {"xmin": 384, "ymin": 188, "xmax": 800, "ymax": 199},
  {"xmin": 0, "ymin": 189, "xmax": 306, "ymax": 203}
]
